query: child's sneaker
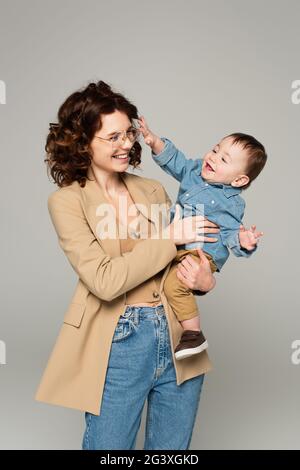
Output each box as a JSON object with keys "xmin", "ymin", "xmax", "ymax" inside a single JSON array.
[{"xmin": 174, "ymin": 330, "xmax": 208, "ymax": 360}]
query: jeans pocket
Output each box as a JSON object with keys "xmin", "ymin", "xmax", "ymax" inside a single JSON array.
[{"xmin": 112, "ymin": 311, "xmax": 138, "ymax": 343}]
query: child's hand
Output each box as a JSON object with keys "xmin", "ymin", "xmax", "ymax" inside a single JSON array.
[
  {"xmin": 239, "ymin": 224, "xmax": 263, "ymax": 251},
  {"xmin": 137, "ymin": 116, "xmax": 156, "ymax": 146},
  {"xmin": 137, "ymin": 116, "xmax": 165, "ymax": 154}
]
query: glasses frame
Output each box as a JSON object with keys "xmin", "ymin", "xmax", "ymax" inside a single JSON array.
[{"xmin": 94, "ymin": 127, "xmax": 141, "ymax": 148}]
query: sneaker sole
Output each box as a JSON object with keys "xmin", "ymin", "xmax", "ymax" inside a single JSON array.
[{"xmin": 175, "ymin": 341, "xmax": 208, "ymax": 360}]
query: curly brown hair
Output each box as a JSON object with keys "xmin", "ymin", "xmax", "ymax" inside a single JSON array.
[{"xmin": 45, "ymin": 81, "xmax": 142, "ymax": 188}]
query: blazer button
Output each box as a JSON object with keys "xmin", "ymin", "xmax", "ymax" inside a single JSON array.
[{"xmin": 153, "ymin": 291, "xmax": 160, "ymax": 299}]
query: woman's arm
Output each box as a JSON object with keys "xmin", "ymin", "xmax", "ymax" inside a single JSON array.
[
  {"xmin": 48, "ymin": 190, "xmax": 177, "ymax": 302},
  {"xmin": 176, "ymin": 248, "xmax": 216, "ymax": 294},
  {"xmin": 48, "ymin": 189, "xmax": 217, "ymax": 302}
]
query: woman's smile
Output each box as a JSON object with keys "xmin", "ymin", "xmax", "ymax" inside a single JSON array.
[{"xmin": 112, "ymin": 153, "xmax": 129, "ymax": 161}]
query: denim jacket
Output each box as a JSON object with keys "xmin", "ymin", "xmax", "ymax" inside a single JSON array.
[{"xmin": 152, "ymin": 137, "xmax": 256, "ymax": 271}]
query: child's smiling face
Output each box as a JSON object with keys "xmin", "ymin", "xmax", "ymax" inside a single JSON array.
[{"xmin": 201, "ymin": 136, "xmax": 250, "ymax": 188}]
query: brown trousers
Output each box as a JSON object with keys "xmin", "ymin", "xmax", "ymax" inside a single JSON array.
[{"xmin": 164, "ymin": 249, "xmax": 218, "ymax": 322}]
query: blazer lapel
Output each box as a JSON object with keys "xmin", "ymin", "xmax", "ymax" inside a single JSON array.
[
  {"xmin": 80, "ymin": 167, "xmax": 158, "ymax": 257},
  {"xmin": 120, "ymin": 171, "xmax": 158, "ymax": 225}
]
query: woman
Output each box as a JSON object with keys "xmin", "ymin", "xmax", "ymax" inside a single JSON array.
[{"xmin": 35, "ymin": 81, "xmax": 219, "ymax": 450}]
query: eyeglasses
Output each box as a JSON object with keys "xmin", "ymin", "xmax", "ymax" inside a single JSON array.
[{"xmin": 94, "ymin": 128, "xmax": 140, "ymax": 148}]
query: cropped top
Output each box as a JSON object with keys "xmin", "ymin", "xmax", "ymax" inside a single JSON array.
[{"xmin": 118, "ymin": 211, "xmax": 164, "ymax": 306}]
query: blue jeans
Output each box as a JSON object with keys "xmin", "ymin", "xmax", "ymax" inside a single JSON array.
[{"xmin": 82, "ymin": 304, "xmax": 205, "ymax": 450}]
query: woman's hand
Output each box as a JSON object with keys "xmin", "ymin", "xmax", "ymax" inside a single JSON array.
[
  {"xmin": 163, "ymin": 205, "xmax": 219, "ymax": 246},
  {"xmin": 176, "ymin": 248, "xmax": 216, "ymax": 293}
]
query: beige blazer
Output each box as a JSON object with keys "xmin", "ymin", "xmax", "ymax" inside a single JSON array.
[{"xmin": 35, "ymin": 167, "xmax": 212, "ymax": 415}]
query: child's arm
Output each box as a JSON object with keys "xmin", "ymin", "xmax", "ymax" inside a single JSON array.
[
  {"xmin": 222, "ymin": 225, "xmax": 263, "ymax": 258},
  {"xmin": 137, "ymin": 116, "xmax": 198, "ymax": 182},
  {"xmin": 221, "ymin": 225, "xmax": 259, "ymax": 258},
  {"xmin": 220, "ymin": 204, "xmax": 263, "ymax": 258}
]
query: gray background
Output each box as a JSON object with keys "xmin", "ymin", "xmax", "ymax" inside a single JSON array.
[{"xmin": 0, "ymin": 0, "xmax": 299, "ymax": 449}]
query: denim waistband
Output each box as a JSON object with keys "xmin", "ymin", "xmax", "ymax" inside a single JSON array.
[{"xmin": 123, "ymin": 303, "xmax": 165, "ymax": 319}]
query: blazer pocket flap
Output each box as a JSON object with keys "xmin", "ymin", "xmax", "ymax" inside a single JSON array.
[{"xmin": 63, "ymin": 303, "xmax": 86, "ymax": 327}]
